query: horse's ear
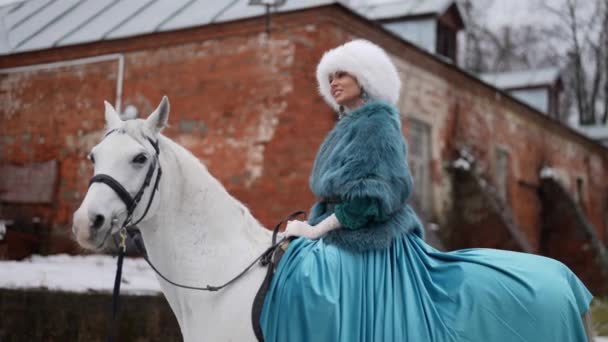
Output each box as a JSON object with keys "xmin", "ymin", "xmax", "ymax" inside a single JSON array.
[
  {"xmin": 104, "ymin": 101, "xmax": 122, "ymax": 129},
  {"xmin": 145, "ymin": 96, "xmax": 170, "ymax": 134}
]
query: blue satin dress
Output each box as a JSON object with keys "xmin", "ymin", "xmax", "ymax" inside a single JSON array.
[
  {"xmin": 260, "ymin": 228, "xmax": 593, "ymax": 341},
  {"xmin": 260, "ymin": 101, "xmax": 592, "ymax": 341}
]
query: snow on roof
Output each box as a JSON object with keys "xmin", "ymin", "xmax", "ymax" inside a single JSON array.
[
  {"xmin": 571, "ymin": 124, "xmax": 608, "ymax": 147},
  {"xmin": 479, "ymin": 67, "xmax": 562, "ymax": 90},
  {"xmin": 354, "ymin": 0, "xmax": 456, "ymax": 20},
  {"xmin": 0, "ymin": 254, "xmax": 161, "ymax": 295},
  {"xmin": 0, "ymin": 0, "xmax": 334, "ymax": 56}
]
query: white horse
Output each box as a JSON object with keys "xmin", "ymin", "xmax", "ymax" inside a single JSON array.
[
  {"xmin": 73, "ymin": 97, "xmax": 596, "ymax": 342},
  {"xmin": 72, "ymin": 97, "xmax": 273, "ymax": 341}
]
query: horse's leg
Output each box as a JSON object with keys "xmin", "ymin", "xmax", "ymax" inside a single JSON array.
[{"xmin": 583, "ymin": 312, "xmax": 593, "ymax": 342}]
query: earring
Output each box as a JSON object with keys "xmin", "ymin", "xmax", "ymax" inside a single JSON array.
[{"xmin": 361, "ymin": 88, "xmax": 369, "ymax": 102}]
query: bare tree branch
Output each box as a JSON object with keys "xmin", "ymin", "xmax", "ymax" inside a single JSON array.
[
  {"xmin": 459, "ymin": 0, "xmax": 606, "ymax": 126},
  {"xmin": 565, "ymin": 0, "xmax": 592, "ymax": 123},
  {"xmin": 601, "ymin": 3, "xmax": 608, "ymax": 124}
]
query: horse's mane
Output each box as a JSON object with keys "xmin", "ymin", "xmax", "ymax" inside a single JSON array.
[{"xmin": 115, "ymin": 119, "xmax": 267, "ymax": 233}]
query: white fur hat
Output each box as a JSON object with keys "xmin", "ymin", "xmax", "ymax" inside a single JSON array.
[{"xmin": 316, "ymin": 39, "xmax": 401, "ymax": 111}]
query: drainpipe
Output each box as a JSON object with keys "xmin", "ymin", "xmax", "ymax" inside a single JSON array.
[{"xmin": 0, "ymin": 53, "xmax": 125, "ymax": 112}]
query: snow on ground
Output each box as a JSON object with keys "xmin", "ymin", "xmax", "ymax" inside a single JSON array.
[
  {"xmin": 3, "ymin": 254, "xmax": 608, "ymax": 340},
  {"xmin": 0, "ymin": 254, "xmax": 161, "ymax": 295}
]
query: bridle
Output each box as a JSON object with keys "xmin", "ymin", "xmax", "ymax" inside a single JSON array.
[
  {"xmin": 88, "ymin": 129, "xmax": 163, "ymax": 250},
  {"xmin": 90, "ymin": 129, "xmax": 301, "ymax": 342},
  {"xmin": 87, "ymin": 129, "xmax": 163, "ymax": 342}
]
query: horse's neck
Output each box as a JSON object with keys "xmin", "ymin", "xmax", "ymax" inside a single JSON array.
[{"xmin": 139, "ymin": 137, "xmax": 271, "ymax": 288}]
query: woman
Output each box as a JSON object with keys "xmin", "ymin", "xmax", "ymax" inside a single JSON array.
[{"xmin": 260, "ymin": 39, "xmax": 593, "ymax": 341}]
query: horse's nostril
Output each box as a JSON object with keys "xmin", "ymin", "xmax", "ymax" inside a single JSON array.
[{"xmin": 92, "ymin": 214, "xmax": 105, "ymax": 230}]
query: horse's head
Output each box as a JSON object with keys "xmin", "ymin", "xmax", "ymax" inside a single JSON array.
[{"xmin": 72, "ymin": 96, "xmax": 170, "ymax": 250}]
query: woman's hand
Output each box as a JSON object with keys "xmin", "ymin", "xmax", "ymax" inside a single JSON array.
[
  {"xmin": 284, "ymin": 220, "xmax": 323, "ymax": 239},
  {"xmin": 284, "ymin": 214, "xmax": 342, "ymax": 240}
]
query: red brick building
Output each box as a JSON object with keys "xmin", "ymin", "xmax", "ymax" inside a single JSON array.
[{"xmin": 1, "ymin": 2, "xmax": 607, "ymax": 293}]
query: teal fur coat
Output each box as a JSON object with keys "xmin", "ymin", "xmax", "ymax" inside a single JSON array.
[{"xmin": 307, "ymin": 100, "xmax": 424, "ymax": 252}]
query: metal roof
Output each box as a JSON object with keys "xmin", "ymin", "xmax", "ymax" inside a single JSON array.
[
  {"xmin": 353, "ymin": 0, "xmax": 456, "ymax": 20},
  {"xmin": 479, "ymin": 67, "xmax": 562, "ymax": 90},
  {"xmin": 0, "ymin": 0, "xmax": 459, "ymax": 56},
  {"xmin": 0, "ymin": 0, "xmax": 335, "ymax": 56}
]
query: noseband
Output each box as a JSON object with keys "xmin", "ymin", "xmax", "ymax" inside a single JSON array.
[{"xmin": 88, "ymin": 129, "xmax": 163, "ymax": 247}]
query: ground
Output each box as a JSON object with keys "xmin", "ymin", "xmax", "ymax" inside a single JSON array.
[{"xmin": 0, "ymin": 255, "xmax": 606, "ymax": 340}]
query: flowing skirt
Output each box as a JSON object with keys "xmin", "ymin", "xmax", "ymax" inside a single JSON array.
[{"xmin": 260, "ymin": 233, "xmax": 592, "ymax": 341}]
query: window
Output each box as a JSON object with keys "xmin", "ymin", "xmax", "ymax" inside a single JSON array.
[
  {"xmin": 407, "ymin": 119, "xmax": 433, "ymax": 217},
  {"xmin": 0, "ymin": 160, "xmax": 58, "ymax": 203},
  {"xmin": 604, "ymin": 195, "xmax": 608, "ymax": 241},
  {"xmin": 494, "ymin": 147, "xmax": 509, "ymax": 201},
  {"xmin": 436, "ymin": 22, "xmax": 456, "ymax": 61},
  {"xmin": 575, "ymin": 177, "xmax": 584, "ymax": 207}
]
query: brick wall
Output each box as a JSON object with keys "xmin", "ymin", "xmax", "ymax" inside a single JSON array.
[
  {"xmin": 1, "ymin": 6, "xmax": 607, "ymax": 291},
  {"xmin": 0, "ymin": 23, "xmax": 339, "ymax": 254},
  {"xmin": 1, "ymin": 60, "xmax": 119, "ymax": 254}
]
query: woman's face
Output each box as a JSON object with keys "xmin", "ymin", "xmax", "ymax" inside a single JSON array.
[{"xmin": 329, "ymin": 71, "xmax": 363, "ymax": 109}]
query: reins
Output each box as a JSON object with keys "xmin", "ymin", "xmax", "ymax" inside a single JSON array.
[
  {"xmin": 91, "ymin": 129, "xmax": 302, "ymax": 341},
  {"xmin": 122, "ymin": 211, "xmax": 301, "ymax": 342},
  {"xmin": 130, "ymin": 211, "xmax": 303, "ymax": 291}
]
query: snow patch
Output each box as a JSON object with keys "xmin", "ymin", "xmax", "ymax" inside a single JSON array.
[
  {"xmin": 0, "ymin": 254, "xmax": 161, "ymax": 295},
  {"xmin": 540, "ymin": 166, "xmax": 557, "ymax": 180},
  {"xmin": 452, "ymin": 158, "xmax": 471, "ymax": 170}
]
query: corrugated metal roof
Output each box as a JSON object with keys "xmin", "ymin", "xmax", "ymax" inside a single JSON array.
[
  {"xmin": 353, "ymin": 0, "xmax": 455, "ymax": 20},
  {"xmin": 0, "ymin": 0, "xmax": 458, "ymax": 56},
  {"xmin": 479, "ymin": 68, "xmax": 562, "ymax": 89},
  {"xmin": 0, "ymin": 0, "xmax": 334, "ymax": 56}
]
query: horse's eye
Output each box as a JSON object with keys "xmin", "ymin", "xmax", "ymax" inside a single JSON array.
[
  {"xmin": 132, "ymin": 153, "xmax": 148, "ymax": 164},
  {"xmin": 88, "ymin": 153, "xmax": 95, "ymax": 164}
]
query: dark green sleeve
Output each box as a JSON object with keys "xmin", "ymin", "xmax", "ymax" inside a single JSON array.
[{"xmin": 334, "ymin": 197, "xmax": 389, "ymax": 230}]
